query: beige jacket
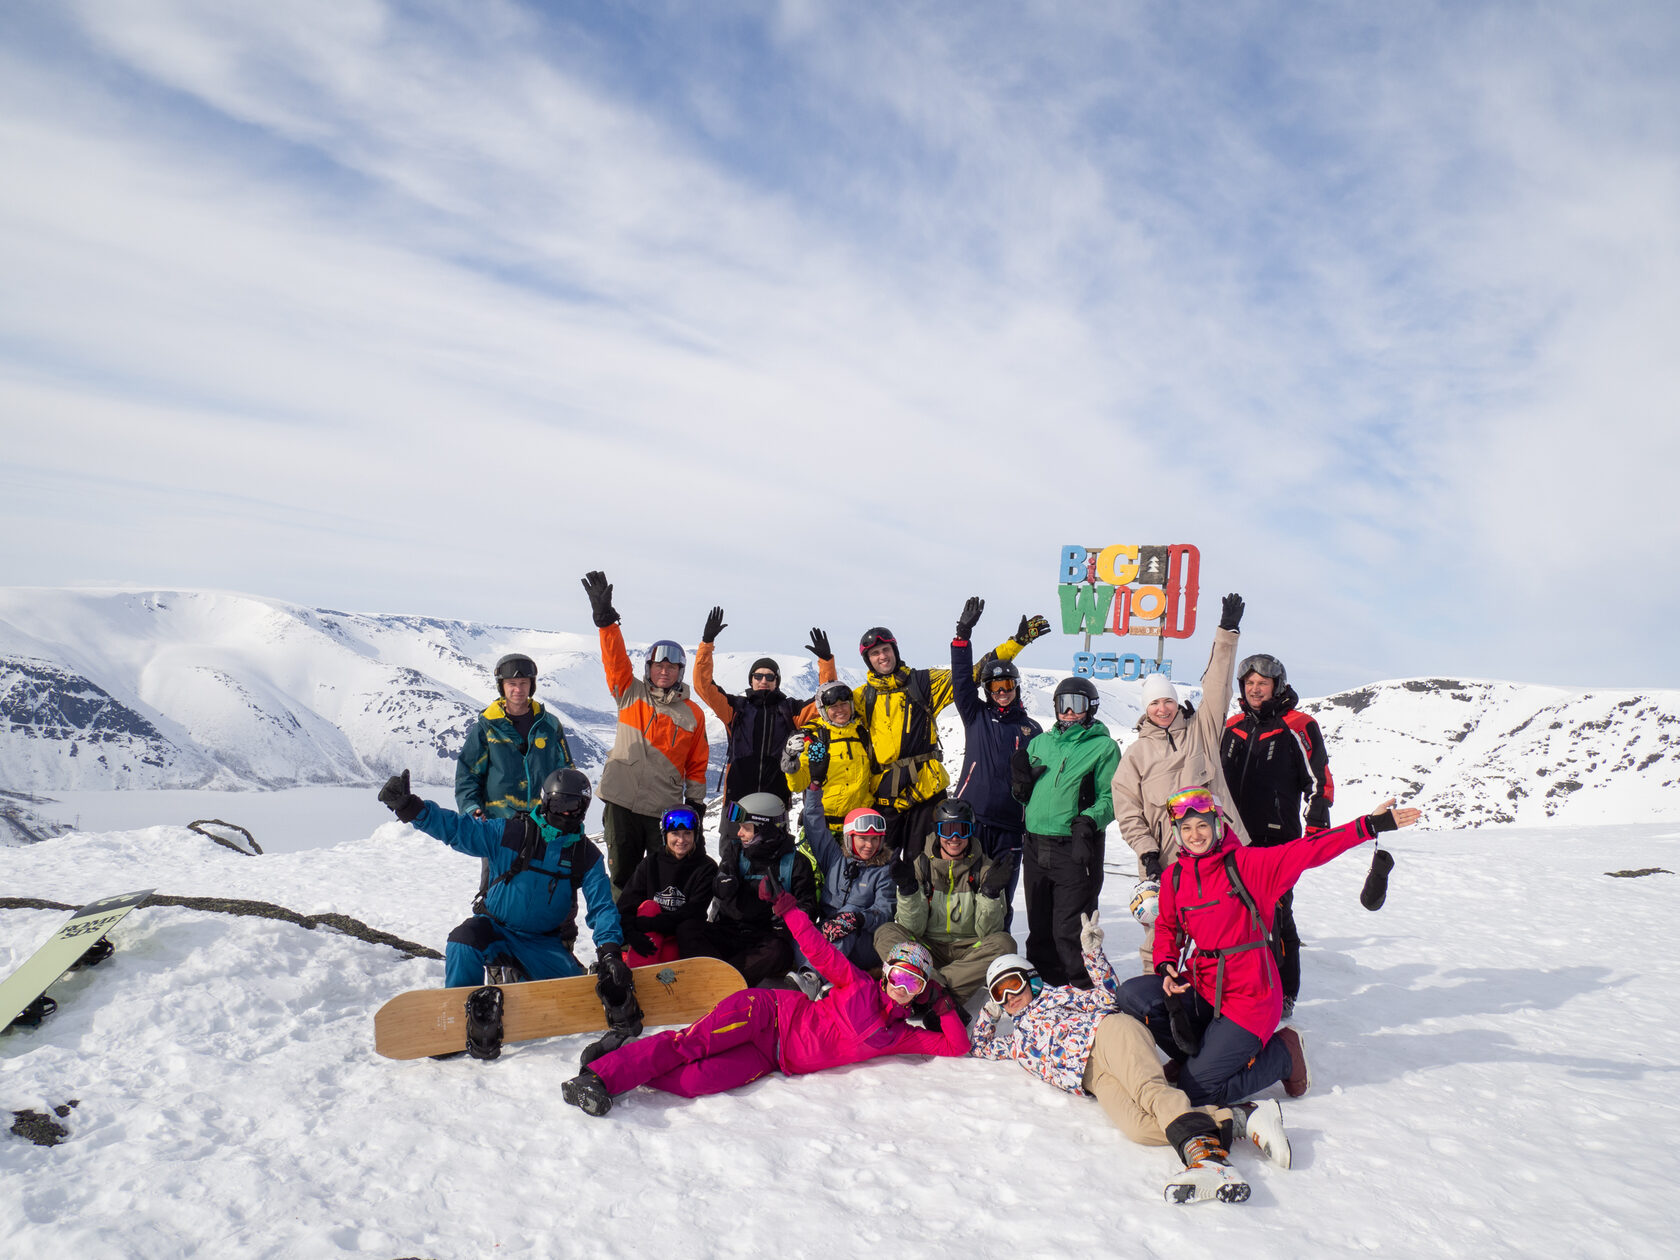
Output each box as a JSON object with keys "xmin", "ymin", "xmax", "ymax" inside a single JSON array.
[{"xmin": 1111, "ymin": 627, "xmax": 1253, "ymax": 870}]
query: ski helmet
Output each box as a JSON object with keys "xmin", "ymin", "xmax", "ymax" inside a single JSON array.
[
  {"xmin": 932, "ymin": 798, "xmax": 975, "ymax": 844},
  {"xmin": 817, "ymin": 681, "xmax": 854, "ymax": 723},
  {"xmin": 660, "ymin": 805, "xmax": 701, "ymax": 835},
  {"xmin": 1130, "ymin": 877, "xmax": 1161, "ymax": 927},
  {"xmin": 1052, "ymin": 676, "xmax": 1099, "ymax": 727},
  {"xmin": 985, "ymin": 953, "xmax": 1043, "ymax": 1003},
  {"xmin": 882, "ymin": 940, "xmax": 934, "ymax": 993},
  {"xmin": 842, "ymin": 807, "xmax": 887, "ymax": 855},
  {"xmin": 1236, "ymin": 654, "xmax": 1287, "ymax": 688},
  {"xmin": 493, "ymin": 653, "xmax": 537, "ymax": 698},
  {"xmin": 539, "ymin": 768, "xmax": 592, "ymax": 832},
  {"xmin": 858, "ymin": 627, "xmax": 899, "ymax": 673},
  {"xmin": 729, "ymin": 792, "xmax": 788, "ymax": 844},
  {"xmin": 1165, "ymin": 785, "xmax": 1226, "ymax": 846},
  {"xmin": 979, "ymin": 657, "xmax": 1020, "ymax": 692},
  {"xmin": 645, "ymin": 640, "xmax": 687, "ymax": 683}
]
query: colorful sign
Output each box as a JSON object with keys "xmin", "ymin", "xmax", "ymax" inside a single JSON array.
[{"xmin": 1058, "ymin": 543, "xmax": 1200, "ymax": 680}]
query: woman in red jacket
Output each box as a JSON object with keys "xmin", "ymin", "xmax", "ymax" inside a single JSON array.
[{"xmin": 1116, "ymin": 786, "xmax": 1420, "ymax": 1107}]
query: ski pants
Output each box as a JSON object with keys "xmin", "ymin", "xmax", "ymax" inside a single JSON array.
[
  {"xmin": 1082, "ymin": 1014, "xmax": 1221, "ymax": 1146},
  {"xmin": 1115, "ymin": 973, "xmax": 1291, "ymax": 1107},
  {"xmin": 882, "ymin": 795, "xmax": 944, "ymax": 859},
  {"xmin": 590, "ymin": 988, "xmax": 781, "ymax": 1099},
  {"xmin": 602, "ymin": 803, "xmax": 665, "ymax": 900},
  {"xmin": 873, "ymin": 924, "xmax": 1018, "ymax": 1005},
  {"xmin": 1270, "ymin": 887, "xmax": 1301, "ymax": 1002},
  {"xmin": 975, "ymin": 821, "xmax": 1024, "ymax": 931},
  {"xmin": 443, "ymin": 916, "xmax": 584, "ymax": 989},
  {"xmin": 1023, "ymin": 832, "xmax": 1103, "ymax": 989}
]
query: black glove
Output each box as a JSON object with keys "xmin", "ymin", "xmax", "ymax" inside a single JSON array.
[
  {"xmin": 714, "ymin": 846, "xmax": 741, "ymax": 904},
  {"xmin": 1219, "ymin": 592, "xmax": 1244, "ymax": 632},
  {"xmin": 639, "ymin": 912, "xmax": 677, "ymax": 935},
  {"xmin": 581, "ymin": 571, "xmax": 619, "ymax": 628},
  {"xmin": 595, "ymin": 947, "xmax": 633, "ymax": 1002},
  {"xmin": 1014, "ymin": 613, "xmax": 1052, "ymax": 645},
  {"xmin": 907, "ymin": 997, "xmax": 943, "ymax": 1033},
  {"xmin": 1163, "ymin": 988, "xmax": 1202, "ymax": 1056},
  {"xmin": 806, "ymin": 737, "xmax": 830, "ymax": 785},
  {"xmin": 892, "ymin": 853, "xmax": 919, "ymax": 896},
  {"xmin": 956, "ymin": 596, "xmax": 984, "ymax": 640},
  {"xmin": 1070, "ymin": 815, "xmax": 1100, "ymax": 869},
  {"xmin": 979, "ymin": 855, "xmax": 1013, "ymax": 899},
  {"xmin": 623, "ymin": 926, "xmax": 656, "ymax": 956},
  {"xmin": 702, "ymin": 605, "xmax": 727, "ymax": 644},
  {"xmin": 1361, "ymin": 847, "xmax": 1395, "ymax": 911},
  {"xmin": 377, "ymin": 770, "xmax": 423, "ymax": 823},
  {"xmin": 805, "ymin": 627, "xmax": 831, "ymax": 661},
  {"xmin": 1010, "ymin": 749, "xmax": 1048, "ymax": 804},
  {"xmin": 1140, "ymin": 850, "xmax": 1163, "ymax": 880}
]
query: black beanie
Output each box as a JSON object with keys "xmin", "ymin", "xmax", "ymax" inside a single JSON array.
[{"xmin": 750, "ymin": 656, "xmax": 780, "ymax": 682}]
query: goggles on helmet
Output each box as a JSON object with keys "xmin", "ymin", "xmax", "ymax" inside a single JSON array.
[
  {"xmin": 819, "ymin": 683, "xmax": 853, "ymax": 707},
  {"xmin": 1237, "ymin": 654, "xmax": 1285, "ymax": 682},
  {"xmin": 544, "ymin": 794, "xmax": 589, "ymax": 821},
  {"xmin": 845, "ymin": 812, "xmax": 887, "ymax": 836},
  {"xmin": 726, "ymin": 800, "xmax": 782, "ymax": 826},
  {"xmin": 987, "ymin": 677, "xmax": 1018, "ymax": 693},
  {"xmin": 988, "ymin": 969, "xmax": 1040, "ymax": 1004},
  {"xmin": 859, "ymin": 630, "xmax": 897, "ymax": 651},
  {"xmin": 648, "ymin": 642, "xmax": 686, "ymax": 666},
  {"xmin": 1055, "ymin": 693, "xmax": 1092, "ymax": 715},
  {"xmin": 660, "ymin": 807, "xmax": 700, "ymax": 834},
  {"xmin": 1166, "ymin": 787, "xmax": 1220, "ymax": 820},
  {"xmin": 885, "ymin": 963, "xmax": 928, "ymax": 996},
  {"xmin": 934, "ymin": 818, "xmax": 973, "ymax": 840},
  {"xmin": 494, "ymin": 655, "xmax": 537, "ymax": 681}
]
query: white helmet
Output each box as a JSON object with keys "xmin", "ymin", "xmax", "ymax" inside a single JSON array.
[
  {"xmin": 1130, "ymin": 878, "xmax": 1161, "ymax": 927},
  {"xmin": 985, "ymin": 953, "xmax": 1042, "ymax": 1000}
]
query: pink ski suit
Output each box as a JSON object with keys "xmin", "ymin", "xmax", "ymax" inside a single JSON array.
[{"xmin": 590, "ymin": 906, "xmax": 970, "ymax": 1100}]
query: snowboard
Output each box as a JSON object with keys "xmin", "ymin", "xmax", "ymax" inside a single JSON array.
[
  {"xmin": 373, "ymin": 956, "xmax": 747, "ymax": 1060},
  {"xmin": 1, "ymin": 890, "xmax": 153, "ymax": 1033}
]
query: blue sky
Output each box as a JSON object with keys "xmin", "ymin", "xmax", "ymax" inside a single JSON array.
[{"xmin": 2, "ymin": 0, "xmax": 1677, "ymax": 697}]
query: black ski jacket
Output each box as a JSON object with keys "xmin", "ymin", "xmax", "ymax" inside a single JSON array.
[
  {"xmin": 950, "ymin": 637, "xmax": 1042, "ymax": 831},
  {"xmin": 1219, "ymin": 685, "xmax": 1334, "ymax": 845}
]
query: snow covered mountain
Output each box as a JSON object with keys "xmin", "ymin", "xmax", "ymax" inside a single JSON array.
[{"xmin": 3, "ymin": 588, "xmax": 1678, "ymax": 828}]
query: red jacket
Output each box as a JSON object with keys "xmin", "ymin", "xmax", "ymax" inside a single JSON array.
[{"xmin": 1152, "ymin": 815, "xmax": 1376, "ymax": 1039}]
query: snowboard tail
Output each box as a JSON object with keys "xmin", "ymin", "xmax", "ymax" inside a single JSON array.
[
  {"xmin": 373, "ymin": 956, "xmax": 746, "ymax": 1060},
  {"xmin": 2, "ymin": 890, "xmax": 152, "ymax": 1033}
]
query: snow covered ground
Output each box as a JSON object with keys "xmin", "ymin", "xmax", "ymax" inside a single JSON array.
[{"xmin": 4, "ymin": 806, "xmax": 1678, "ymax": 1258}]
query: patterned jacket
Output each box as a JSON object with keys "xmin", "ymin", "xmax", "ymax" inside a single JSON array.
[
  {"xmin": 596, "ymin": 624, "xmax": 710, "ymax": 817},
  {"xmin": 970, "ymin": 943, "xmax": 1123, "ymax": 1094}
]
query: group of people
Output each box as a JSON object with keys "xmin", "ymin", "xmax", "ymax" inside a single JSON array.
[{"xmin": 374, "ymin": 570, "xmax": 1417, "ymax": 1204}]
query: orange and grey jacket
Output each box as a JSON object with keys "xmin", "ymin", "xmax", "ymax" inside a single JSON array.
[{"xmin": 596, "ymin": 625, "xmax": 710, "ymax": 818}]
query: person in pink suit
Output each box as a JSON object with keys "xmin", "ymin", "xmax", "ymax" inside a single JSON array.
[{"xmin": 561, "ymin": 885, "xmax": 968, "ymax": 1116}]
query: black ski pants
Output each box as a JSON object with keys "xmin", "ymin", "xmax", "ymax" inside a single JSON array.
[
  {"xmin": 976, "ymin": 820, "xmax": 1024, "ymax": 931},
  {"xmin": 882, "ymin": 794, "xmax": 944, "ymax": 858},
  {"xmin": 1023, "ymin": 831, "xmax": 1103, "ymax": 989}
]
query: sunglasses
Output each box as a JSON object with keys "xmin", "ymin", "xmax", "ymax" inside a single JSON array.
[
  {"xmin": 1056, "ymin": 694, "xmax": 1092, "ymax": 715},
  {"xmin": 846, "ymin": 813, "xmax": 887, "ymax": 836},
  {"xmin": 886, "ymin": 963, "xmax": 928, "ymax": 995},
  {"xmin": 1166, "ymin": 787, "xmax": 1219, "ymax": 820},
  {"xmin": 934, "ymin": 819, "xmax": 972, "ymax": 840},
  {"xmin": 751, "ymin": 671, "xmax": 779, "ymax": 683},
  {"xmin": 988, "ymin": 970, "xmax": 1037, "ymax": 1004}
]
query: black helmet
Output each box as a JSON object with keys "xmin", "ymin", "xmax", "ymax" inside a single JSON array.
[
  {"xmin": 979, "ymin": 657, "xmax": 1020, "ymax": 693},
  {"xmin": 539, "ymin": 768, "xmax": 592, "ymax": 832},
  {"xmin": 1052, "ymin": 676, "xmax": 1100, "ymax": 727},
  {"xmin": 858, "ymin": 627, "xmax": 899, "ymax": 674},
  {"xmin": 494, "ymin": 653, "xmax": 537, "ymax": 697},
  {"xmin": 933, "ymin": 798, "xmax": 975, "ymax": 843}
]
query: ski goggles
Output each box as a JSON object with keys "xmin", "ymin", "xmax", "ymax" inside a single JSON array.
[
  {"xmin": 885, "ymin": 963, "xmax": 928, "ymax": 995},
  {"xmin": 1237, "ymin": 654, "xmax": 1285, "ymax": 682},
  {"xmin": 660, "ymin": 807, "xmax": 700, "ymax": 834},
  {"xmin": 726, "ymin": 801, "xmax": 782, "ymax": 826},
  {"xmin": 1055, "ymin": 693, "xmax": 1092, "ymax": 715},
  {"xmin": 647, "ymin": 642, "xmax": 687, "ymax": 666},
  {"xmin": 988, "ymin": 970, "xmax": 1040, "ymax": 1004},
  {"xmin": 494, "ymin": 656, "xmax": 537, "ymax": 681},
  {"xmin": 1166, "ymin": 787, "xmax": 1220, "ymax": 820},
  {"xmin": 819, "ymin": 684, "xmax": 854, "ymax": 707},
  {"xmin": 844, "ymin": 812, "xmax": 887, "ymax": 836},
  {"xmin": 859, "ymin": 630, "xmax": 897, "ymax": 651},
  {"xmin": 934, "ymin": 818, "xmax": 973, "ymax": 840},
  {"xmin": 986, "ymin": 677, "xmax": 1018, "ymax": 693}
]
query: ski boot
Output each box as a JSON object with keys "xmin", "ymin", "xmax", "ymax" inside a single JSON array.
[
  {"xmin": 581, "ymin": 951, "xmax": 643, "ymax": 1064},
  {"xmin": 1230, "ymin": 1099, "xmax": 1291, "ymax": 1169},
  {"xmin": 1276, "ymin": 1025, "xmax": 1311, "ymax": 1098},
  {"xmin": 1165, "ymin": 1115, "xmax": 1249, "ymax": 1204},
  {"xmin": 562, "ymin": 1068, "xmax": 614, "ymax": 1118},
  {"xmin": 789, "ymin": 968, "xmax": 826, "ymax": 1002},
  {"xmin": 464, "ymin": 986, "xmax": 504, "ymax": 1061}
]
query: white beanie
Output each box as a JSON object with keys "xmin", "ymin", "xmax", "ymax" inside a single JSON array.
[{"xmin": 1140, "ymin": 673, "xmax": 1178, "ymax": 707}]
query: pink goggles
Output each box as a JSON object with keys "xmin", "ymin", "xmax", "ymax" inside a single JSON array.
[
  {"xmin": 885, "ymin": 963, "xmax": 928, "ymax": 995},
  {"xmin": 1166, "ymin": 787, "xmax": 1220, "ymax": 820}
]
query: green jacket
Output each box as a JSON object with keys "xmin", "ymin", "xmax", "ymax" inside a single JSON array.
[
  {"xmin": 454, "ymin": 698, "xmax": 574, "ymax": 819},
  {"xmin": 894, "ymin": 833, "xmax": 1008, "ymax": 944},
  {"xmin": 1021, "ymin": 719, "xmax": 1120, "ymax": 837}
]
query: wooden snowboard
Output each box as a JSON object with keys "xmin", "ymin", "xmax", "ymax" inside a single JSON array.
[{"xmin": 373, "ymin": 956, "xmax": 746, "ymax": 1060}]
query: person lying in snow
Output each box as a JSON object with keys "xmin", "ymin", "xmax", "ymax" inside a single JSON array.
[
  {"xmin": 1116, "ymin": 786, "xmax": 1422, "ymax": 1107},
  {"xmin": 970, "ymin": 924, "xmax": 1289, "ymax": 1205},
  {"xmin": 561, "ymin": 884, "xmax": 967, "ymax": 1117}
]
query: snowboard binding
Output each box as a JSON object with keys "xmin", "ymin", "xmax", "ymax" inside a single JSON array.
[
  {"xmin": 71, "ymin": 938, "xmax": 115, "ymax": 970},
  {"xmin": 464, "ymin": 986, "xmax": 505, "ymax": 1061},
  {"xmin": 3, "ymin": 995, "xmax": 57, "ymax": 1033}
]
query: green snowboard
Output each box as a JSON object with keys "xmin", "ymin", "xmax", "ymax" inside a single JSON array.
[{"xmin": 1, "ymin": 890, "xmax": 152, "ymax": 1033}]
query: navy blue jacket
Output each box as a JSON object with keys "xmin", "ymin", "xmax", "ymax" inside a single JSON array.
[
  {"xmin": 412, "ymin": 801, "xmax": 623, "ymax": 947},
  {"xmin": 950, "ymin": 638, "xmax": 1042, "ymax": 831}
]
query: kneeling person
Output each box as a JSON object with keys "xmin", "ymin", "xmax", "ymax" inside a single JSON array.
[
  {"xmin": 874, "ymin": 799, "xmax": 1017, "ymax": 1005},
  {"xmin": 618, "ymin": 805, "xmax": 719, "ymax": 967}
]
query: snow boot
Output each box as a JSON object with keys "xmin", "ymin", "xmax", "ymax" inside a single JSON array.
[
  {"xmin": 464, "ymin": 986, "xmax": 504, "ymax": 1061},
  {"xmin": 1164, "ymin": 1115, "xmax": 1249, "ymax": 1204},
  {"xmin": 562, "ymin": 1068, "xmax": 614, "ymax": 1118},
  {"xmin": 1276, "ymin": 1025, "xmax": 1311, "ymax": 1098},
  {"xmin": 1231, "ymin": 1099, "xmax": 1291, "ymax": 1169},
  {"xmin": 789, "ymin": 968, "xmax": 826, "ymax": 1001},
  {"xmin": 579, "ymin": 1028, "xmax": 632, "ymax": 1068}
]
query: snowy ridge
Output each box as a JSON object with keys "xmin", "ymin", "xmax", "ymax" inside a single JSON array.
[{"xmin": 3, "ymin": 588, "xmax": 1679, "ymax": 827}]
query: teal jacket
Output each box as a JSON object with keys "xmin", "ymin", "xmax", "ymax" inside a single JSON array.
[
  {"xmin": 1021, "ymin": 720, "xmax": 1120, "ymax": 838},
  {"xmin": 455, "ymin": 698, "xmax": 574, "ymax": 819}
]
